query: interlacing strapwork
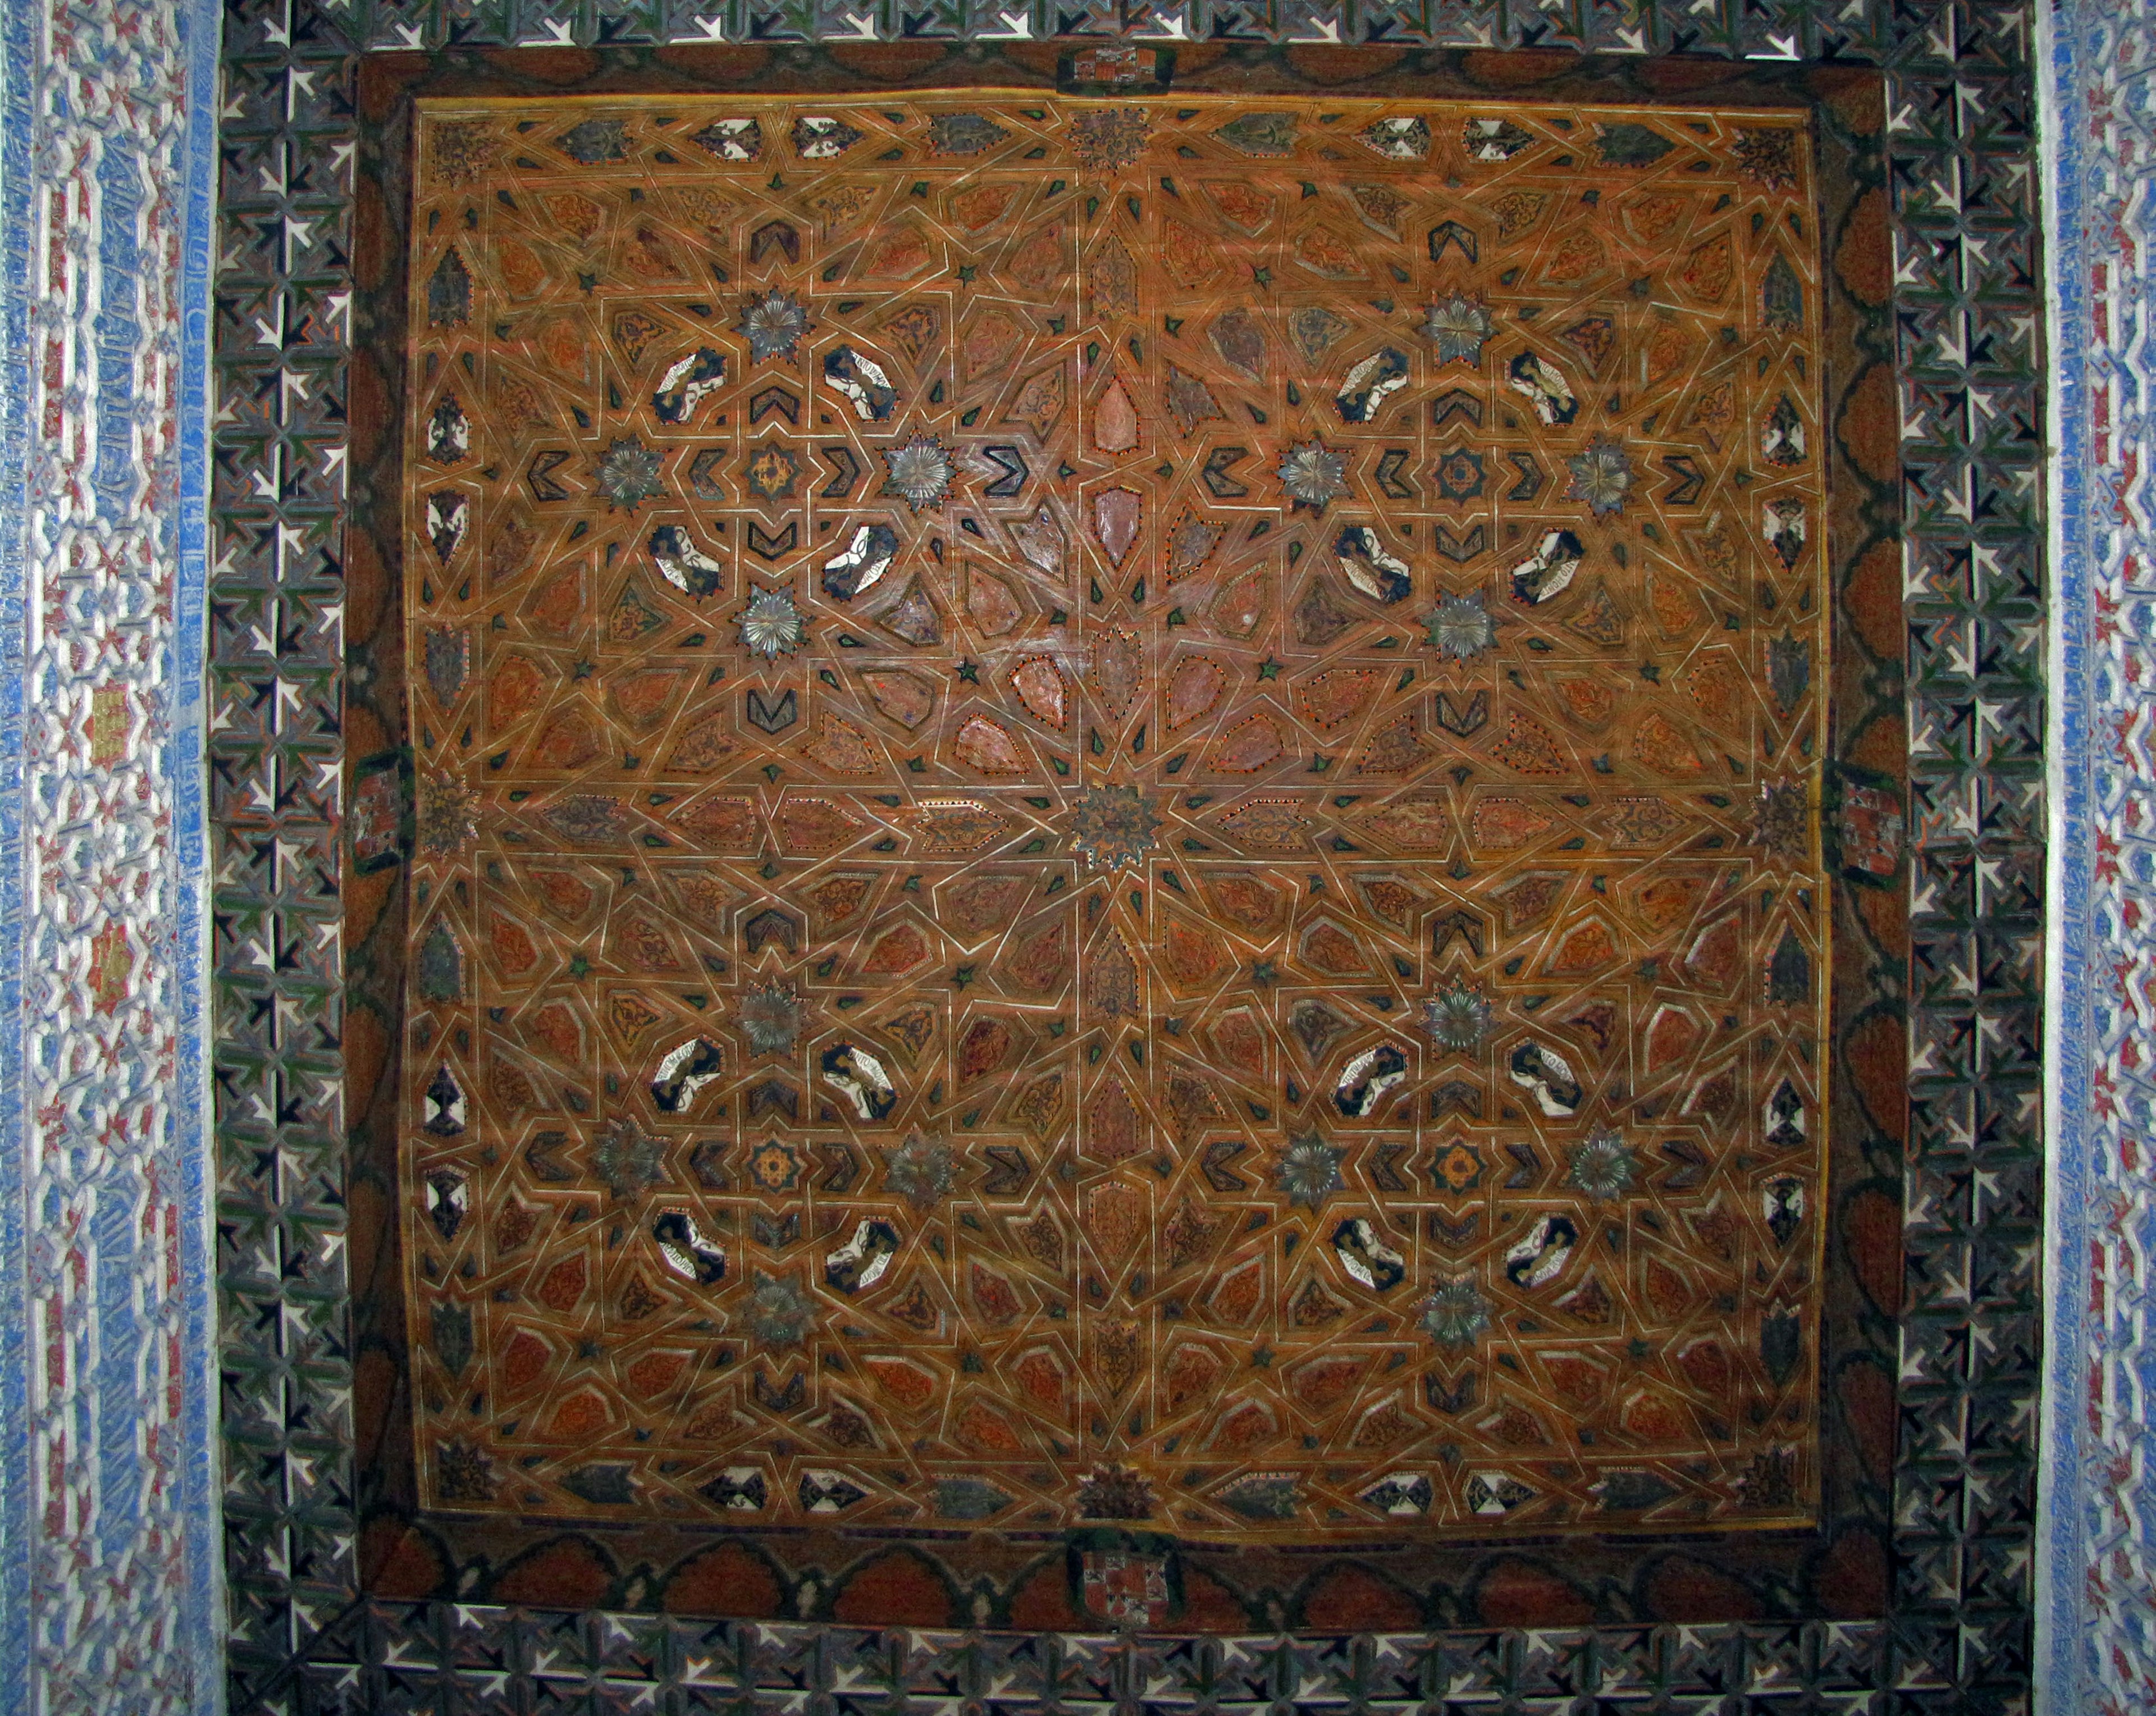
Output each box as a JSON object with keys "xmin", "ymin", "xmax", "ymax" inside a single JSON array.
[{"xmin": 400, "ymin": 93, "xmax": 1828, "ymax": 1541}]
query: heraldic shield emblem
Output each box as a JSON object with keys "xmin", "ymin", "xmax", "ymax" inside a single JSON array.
[{"xmin": 1080, "ymin": 1550, "xmax": 1169, "ymax": 1628}]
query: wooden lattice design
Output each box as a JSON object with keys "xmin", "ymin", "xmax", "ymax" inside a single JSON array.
[{"xmin": 399, "ymin": 92, "xmax": 1828, "ymax": 1541}]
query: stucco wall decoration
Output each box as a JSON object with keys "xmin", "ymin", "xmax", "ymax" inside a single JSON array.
[
  {"xmin": 2041, "ymin": 2, "xmax": 2156, "ymax": 1713},
  {"xmin": 210, "ymin": 5, "xmax": 2046, "ymax": 1715},
  {"xmin": 0, "ymin": 0, "xmax": 222, "ymax": 1713}
]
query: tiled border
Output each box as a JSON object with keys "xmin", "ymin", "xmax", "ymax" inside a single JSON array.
[
  {"xmin": 212, "ymin": 2, "xmax": 2045, "ymax": 1710},
  {"xmin": 290, "ymin": 1606, "xmax": 1901, "ymax": 1710},
  {"xmin": 4, "ymin": 0, "xmax": 224, "ymax": 1713},
  {"xmin": 2038, "ymin": 2, "xmax": 2156, "ymax": 1712}
]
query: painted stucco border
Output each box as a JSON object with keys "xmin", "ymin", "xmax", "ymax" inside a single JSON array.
[{"xmin": 2, "ymin": 0, "xmax": 225, "ymax": 1709}]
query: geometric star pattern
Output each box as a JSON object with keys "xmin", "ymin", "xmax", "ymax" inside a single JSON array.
[
  {"xmin": 208, "ymin": 0, "xmax": 2054, "ymax": 1705},
  {"xmin": 401, "ymin": 93, "xmax": 1830, "ymax": 1540}
]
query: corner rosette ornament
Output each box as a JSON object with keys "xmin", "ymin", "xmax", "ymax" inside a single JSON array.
[
  {"xmin": 1420, "ymin": 290, "xmax": 1493, "ymax": 366},
  {"xmin": 1424, "ymin": 591, "xmax": 1497, "ymax": 662},
  {"xmin": 746, "ymin": 1272, "xmax": 816, "ymax": 1349},
  {"xmin": 737, "ymin": 287, "xmax": 813, "ymax": 362},
  {"xmin": 1565, "ymin": 1126, "xmax": 1639, "ymax": 1202},
  {"xmin": 883, "ymin": 1133, "xmax": 955, "ymax": 1210},
  {"xmin": 738, "ymin": 586, "xmax": 807, "ymax": 660},
  {"xmin": 1418, "ymin": 1275, "xmax": 1491, "ymax": 1350},
  {"xmin": 435, "ymin": 1439, "xmax": 500, "ymax": 1502},
  {"xmin": 1421, "ymin": 980, "xmax": 1492, "ymax": 1052},
  {"xmin": 1733, "ymin": 126, "xmax": 1801, "ymax": 192},
  {"xmin": 595, "ymin": 436, "xmax": 666, "ymax": 510},
  {"xmin": 428, "ymin": 120, "xmax": 500, "ymax": 188},
  {"xmin": 881, "ymin": 432, "xmax": 954, "ymax": 512},
  {"xmin": 1277, "ymin": 439, "xmax": 1349, "ymax": 513},
  {"xmin": 1274, "ymin": 1130, "xmax": 1346, "ymax": 1210},
  {"xmin": 1565, "ymin": 435, "xmax": 1634, "ymax": 518}
]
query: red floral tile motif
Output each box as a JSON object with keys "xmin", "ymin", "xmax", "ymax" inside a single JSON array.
[{"xmin": 401, "ymin": 94, "xmax": 1828, "ymax": 1541}]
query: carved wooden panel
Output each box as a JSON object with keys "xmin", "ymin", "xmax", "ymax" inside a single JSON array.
[{"xmin": 401, "ymin": 93, "xmax": 1827, "ymax": 1541}]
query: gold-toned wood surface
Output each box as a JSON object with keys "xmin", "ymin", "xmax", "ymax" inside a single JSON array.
[{"xmin": 400, "ymin": 92, "xmax": 1828, "ymax": 1540}]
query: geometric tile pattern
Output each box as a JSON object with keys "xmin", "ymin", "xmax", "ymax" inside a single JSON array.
[
  {"xmin": 212, "ymin": 7, "xmax": 363, "ymax": 1692},
  {"xmin": 2040, "ymin": 2, "xmax": 2156, "ymax": 1712},
  {"xmin": 1887, "ymin": 7, "xmax": 2046, "ymax": 1704},
  {"xmin": 208, "ymin": 8, "xmax": 2047, "ymax": 1716},
  {"xmin": 2, "ymin": 1, "xmax": 221, "ymax": 1714},
  {"xmin": 399, "ymin": 92, "xmax": 1833, "ymax": 1543},
  {"xmin": 283, "ymin": 1604, "xmax": 1902, "ymax": 1713}
]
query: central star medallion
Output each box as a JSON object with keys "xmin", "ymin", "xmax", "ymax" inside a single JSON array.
[{"xmin": 1067, "ymin": 782, "xmax": 1162, "ymax": 871}]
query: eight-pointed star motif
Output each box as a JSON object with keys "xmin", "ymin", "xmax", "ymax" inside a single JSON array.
[
  {"xmin": 1421, "ymin": 290, "xmax": 1493, "ymax": 364},
  {"xmin": 738, "ymin": 586, "xmax": 807, "ymax": 659},
  {"xmin": 1068, "ymin": 782, "xmax": 1162, "ymax": 871},
  {"xmin": 397, "ymin": 98, "xmax": 1837, "ymax": 1542},
  {"xmin": 881, "ymin": 432, "xmax": 954, "ymax": 512},
  {"xmin": 595, "ymin": 436, "xmax": 664, "ymax": 510},
  {"xmin": 1276, "ymin": 439, "xmax": 1349, "ymax": 511},
  {"xmin": 1565, "ymin": 435, "xmax": 1636, "ymax": 517},
  {"xmin": 737, "ymin": 287, "xmax": 813, "ymax": 361}
]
